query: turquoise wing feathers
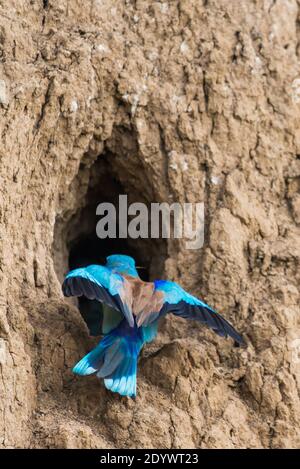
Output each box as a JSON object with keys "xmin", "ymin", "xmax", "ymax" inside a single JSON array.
[
  {"xmin": 62, "ymin": 265, "xmax": 134, "ymax": 327},
  {"xmin": 152, "ymin": 280, "xmax": 245, "ymax": 346}
]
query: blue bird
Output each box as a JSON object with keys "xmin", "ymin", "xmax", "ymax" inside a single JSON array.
[{"xmin": 62, "ymin": 254, "xmax": 245, "ymax": 397}]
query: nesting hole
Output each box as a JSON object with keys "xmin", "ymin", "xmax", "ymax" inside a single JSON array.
[{"xmin": 53, "ymin": 136, "xmax": 167, "ymax": 328}]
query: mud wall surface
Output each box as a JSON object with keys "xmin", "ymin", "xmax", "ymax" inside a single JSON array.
[{"xmin": 0, "ymin": 0, "xmax": 299, "ymax": 448}]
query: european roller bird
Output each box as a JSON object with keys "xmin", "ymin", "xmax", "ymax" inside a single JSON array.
[{"xmin": 62, "ymin": 254, "xmax": 245, "ymax": 397}]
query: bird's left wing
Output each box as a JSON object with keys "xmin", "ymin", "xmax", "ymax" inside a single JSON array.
[
  {"xmin": 62, "ymin": 265, "xmax": 134, "ymax": 327},
  {"xmin": 136, "ymin": 280, "xmax": 245, "ymax": 346}
]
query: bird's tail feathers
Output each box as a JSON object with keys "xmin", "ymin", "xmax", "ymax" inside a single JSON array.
[
  {"xmin": 73, "ymin": 328, "xmax": 143, "ymax": 397},
  {"xmin": 102, "ymin": 339, "xmax": 141, "ymax": 397}
]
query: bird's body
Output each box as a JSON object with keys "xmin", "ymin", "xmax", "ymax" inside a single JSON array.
[{"xmin": 62, "ymin": 254, "xmax": 245, "ymax": 397}]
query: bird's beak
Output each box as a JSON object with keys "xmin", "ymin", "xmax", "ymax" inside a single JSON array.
[{"xmin": 136, "ymin": 266, "xmax": 146, "ymax": 270}]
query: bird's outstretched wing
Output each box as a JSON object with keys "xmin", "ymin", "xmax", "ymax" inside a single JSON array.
[
  {"xmin": 62, "ymin": 265, "xmax": 134, "ymax": 327},
  {"xmin": 136, "ymin": 280, "xmax": 245, "ymax": 346}
]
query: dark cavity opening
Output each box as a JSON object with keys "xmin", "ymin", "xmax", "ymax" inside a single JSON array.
[{"xmin": 53, "ymin": 142, "xmax": 167, "ymax": 332}]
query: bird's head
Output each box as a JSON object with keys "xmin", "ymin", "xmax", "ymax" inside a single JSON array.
[{"xmin": 105, "ymin": 254, "xmax": 139, "ymax": 278}]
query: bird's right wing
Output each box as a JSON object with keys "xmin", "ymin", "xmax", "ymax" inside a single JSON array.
[
  {"xmin": 62, "ymin": 265, "xmax": 134, "ymax": 327},
  {"xmin": 136, "ymin": 280, "xmax": 245, "ymax": 346}
]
